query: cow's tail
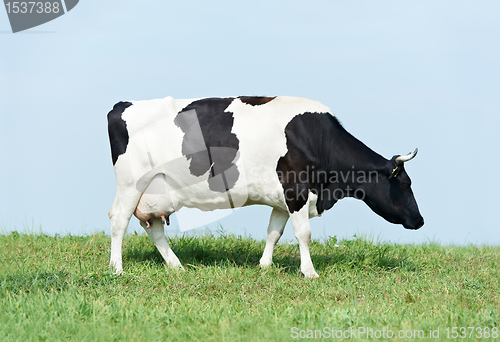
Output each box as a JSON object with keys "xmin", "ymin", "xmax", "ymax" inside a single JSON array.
[{"xmin": 107, "ymin": 101, "xmax": 133, "ymax": 165}]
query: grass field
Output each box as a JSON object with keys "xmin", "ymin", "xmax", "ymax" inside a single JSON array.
[{"xmin": 0, "ymin": 231, "xmax": 498, "ymax": 341}]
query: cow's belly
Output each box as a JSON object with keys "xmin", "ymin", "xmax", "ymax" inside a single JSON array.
[{"xmin": 132, "ymin": 161, "xmax": 289, "ymax": 219}]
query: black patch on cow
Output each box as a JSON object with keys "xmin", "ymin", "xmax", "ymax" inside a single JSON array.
[
  {"xmin": 277, "ymin": 112, "xmax": 364, "ymax": 214},
  {"xmin": 107, "ymin": 101, "xmax": 132, "ymax": 165},
  {"xmin": 238, "ymin": 96, "xmax": 275, "ymax": 106},
  {"xmin": 175, "ymin": 98, "xmax": 240, "ymax": 193}
]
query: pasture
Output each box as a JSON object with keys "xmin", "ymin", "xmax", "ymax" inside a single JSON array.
[{"xmin": 0, "ymin": 231, "xmax": 498, "ymax": 341}]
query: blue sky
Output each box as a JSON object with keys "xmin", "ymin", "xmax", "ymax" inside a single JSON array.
[{"xmin": 1, "ymin": 1, "xmax": 499, "ymax": 245}]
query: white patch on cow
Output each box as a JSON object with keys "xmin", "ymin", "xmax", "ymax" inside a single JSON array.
[
  {"xmin": 228, "ymin": 96, "xmax": 332, "ymax": 209},
  {"xmin": 308, "ymin": 192, "xmax": 320, "ymax": 218}
]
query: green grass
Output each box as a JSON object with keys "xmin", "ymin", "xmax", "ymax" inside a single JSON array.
[{"xmin": 0, "ymin": 231, "xmax": 498, "ymax": 341}]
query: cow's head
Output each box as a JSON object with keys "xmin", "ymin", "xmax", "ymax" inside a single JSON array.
[{"xmin": 362, "ymin": 149, "xmax": 424, "ymax": 230}]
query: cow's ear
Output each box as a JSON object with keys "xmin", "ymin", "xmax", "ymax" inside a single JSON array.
[{"xmin": 387, "ymin": 155, "xmax": 401, "ymax": 179}]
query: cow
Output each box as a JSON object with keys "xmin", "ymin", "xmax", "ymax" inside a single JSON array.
[{"xmin": 107, "ymin": 96, "xmax": 424, "ymax": 278}]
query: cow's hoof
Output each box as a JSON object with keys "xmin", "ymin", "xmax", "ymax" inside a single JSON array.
[
  {"xmin": 111, "ymin": 266, "xmax": 123, "ymax": 275},
  {"xmin": 109, "ymin": 263, "xmax": 123, "ymax": 275},
  {"xmin": 166, "ymin": 263, "xmax": 184, "ymax": 271},
  {"xmin": 174, "ymin": 264, "xmax": 185, "ymax": 271},
  {"xmin": 259, "ymin": 260, "xmax": 273, "ymax": 268},
  {"xmin": 301, "ymin": 270, "xmax": 320, "ymax": 279}
]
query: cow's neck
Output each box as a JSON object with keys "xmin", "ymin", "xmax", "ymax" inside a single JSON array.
[{"xmin": 323, "ymin": 119, "xmax": 387, "ymax": 194}]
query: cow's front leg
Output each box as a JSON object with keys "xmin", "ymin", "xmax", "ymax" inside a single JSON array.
[
  {"xmin": 141, "ymin": 218, "xmax": 183, "ymax": 269},
  {"xmin": 289, "ymin": 203, "xmax": 319, "ymax": 278},
  {"xmin": 259, "ymin": 208, "xmax": 289, "ymax": 267}
]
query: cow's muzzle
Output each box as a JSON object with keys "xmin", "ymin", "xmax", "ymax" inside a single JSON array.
[{"xmin": 404, "ymin": 216, "xmax": 424, "ymax": 230}]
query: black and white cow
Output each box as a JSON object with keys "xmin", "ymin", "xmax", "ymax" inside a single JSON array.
[{"xmin": 107, "ymin": 96, "xmax": 423, "ymax": 278}]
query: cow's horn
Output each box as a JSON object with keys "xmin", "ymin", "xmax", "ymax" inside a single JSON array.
[{"xmin": 395, "ymin": 148, "xmax": 418, "ymax": 164}]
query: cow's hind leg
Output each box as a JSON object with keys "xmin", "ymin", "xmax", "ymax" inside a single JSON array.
[
  {"xmin": 141, "ymin": 218, "xmax": 183, "ymax": 269},
  {"xmin": 109, "ymin": 187, "xmax": 143, "ymax": 274},
  {"xmin": 289, "ymin": 203, "xmax": 319, "ymax": 278},
  {"xmin": 259, "ymin": 208, "xmax": 289, "ymax": 267},
  {"xmin": 109, "ymin": 205, "xmax": 135, "ymax": 274}
]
